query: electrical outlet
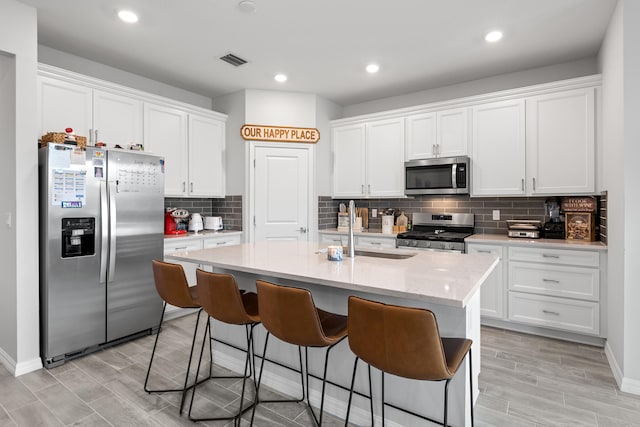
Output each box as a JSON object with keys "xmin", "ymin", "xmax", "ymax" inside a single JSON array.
[
  {"xmin": 371, "ymin": 209, "xmax": 377, "ymax": 218},
  {"xmin": 492, "ymin": 210, "xmax": 500, "ymax": 221}
]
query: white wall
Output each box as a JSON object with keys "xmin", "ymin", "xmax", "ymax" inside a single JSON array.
[
  {"xmin": 315, "ymin": 97, "xmax": 343, "ymax": 196},
  {"xmin": 245, "ymin": 90, "xmax": 316, "ymax": 126},
  {"xmin": 0, "ymin": 0, "xmax": 40, "ymax": 375},
  {"xmin": 598, "ymin": 0, "xmax": 640, "ymax": 393},
  {"xmin": 38, "ymin": 45, "xmax": 212, "ymax": 109},
  {"xmin": 621, "ymin": 0, "xmax": 640, "ymax": 384},
  {"xmin": 344, "ymin": 57, "xmax": 598, "ymax": 117}
]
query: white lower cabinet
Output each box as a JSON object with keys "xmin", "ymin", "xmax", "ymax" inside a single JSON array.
[
  {"xmin": 319, "ymin": 233, "xmax": 347, "ymax": 246},
  {"xmin": 508, "ymin": 292, "xmax": 599, "ymax": 335},
  {"xmin": 163, "ymin": 234, "xmax": 242, "ymax": 315},
  {"xmin": 357, "ymin": 235, "xmax": 396, "ymax": 249},
  {"xmin": 466, "ymin": 243, "xmax": 505, "ymax": 319},
  {"xmin": 467, "ymin": 239, "xmax": 605, "ymax": 339}
]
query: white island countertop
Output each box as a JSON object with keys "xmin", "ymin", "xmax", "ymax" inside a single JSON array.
[{"xmin": 166, "ymin": 241, "xmax": 499, "ymax": 308}]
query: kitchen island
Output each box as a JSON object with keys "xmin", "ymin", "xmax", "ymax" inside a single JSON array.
[{"xmin": 166, "ymin": 241, "xmax": 498, "ymax": 426}]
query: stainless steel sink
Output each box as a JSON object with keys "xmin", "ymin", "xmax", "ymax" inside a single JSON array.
[{"xmin": 351, "ymin": 249, "xmax": 416, "ymax": 259}]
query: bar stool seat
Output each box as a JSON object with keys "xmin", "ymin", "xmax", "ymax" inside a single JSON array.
[
  {"xmin": 188, "ymin": 269, "xmax": 261, "ymax": 424},
  {"xmin": 251, "ymin": 280, "xmax": 348, "ymax": 426},
  {"xmin": 145, "ymin": 260, "xmax": 211, "ymax": 414},
  {"xmin": 345, "ymin": 296, "xmax": 474, "ymax": 427}
]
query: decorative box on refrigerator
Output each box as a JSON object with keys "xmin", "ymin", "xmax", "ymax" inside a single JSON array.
[{"xmin": 39, "ymin": 143, "xmax": 165, "ymax": 368}]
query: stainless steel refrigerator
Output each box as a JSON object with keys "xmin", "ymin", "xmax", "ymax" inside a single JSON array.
[{"xmin": 39, "ymin": 143, "xmax": 165, "ymax": 368}]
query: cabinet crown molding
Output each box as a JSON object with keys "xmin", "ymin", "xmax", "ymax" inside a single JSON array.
[
  {"xmin": 331, "ymin": 74, "xmax": 602, "ymax": 126},
  {"xmin": 38, "ymin": 63, "xmax": 228, "ymax": 121}
]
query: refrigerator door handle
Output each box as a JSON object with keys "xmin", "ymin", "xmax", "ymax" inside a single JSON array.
[
  {"xmin": 108, "ymin": 181, "xmax": 117, "ymax": 280},
  {"xmin": 100, "ymin": 181, "xmax": 108, "ymax": 283}
]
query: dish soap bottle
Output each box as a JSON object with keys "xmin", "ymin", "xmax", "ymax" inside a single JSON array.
[{"xmin": 397, "ymin": 211, "xmax": 408, "ymax": 231}]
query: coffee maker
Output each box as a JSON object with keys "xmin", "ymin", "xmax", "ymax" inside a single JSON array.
[{"xmin": 543, "ymin": 198, "xmax": 565, "ymax": 239}]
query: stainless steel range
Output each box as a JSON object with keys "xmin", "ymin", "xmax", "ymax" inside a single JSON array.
[{"xmin": 396, "ymin": 212, "xmax": 474, "ymax": 253}]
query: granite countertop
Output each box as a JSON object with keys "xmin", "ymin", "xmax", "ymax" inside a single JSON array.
[
  {"xmin": 165, "ymin": 241, "xmax": 499, "ymax": 308},
  {"xmin": 466, "ymin": 234, "xmax": 607, "ymax": 251},
  {"xmin": 164, "ymin": 230, "xmax": 243, "ymax": 242}
]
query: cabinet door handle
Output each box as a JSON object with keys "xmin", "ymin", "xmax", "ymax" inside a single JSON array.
[
  {"xmin": 433, "ymin": 144, "xmax": 436, "ymax": 156},
  {"xmin": 532, "ymin": 177, "xmax": 536, "ymax": 191},
  {"xmin": 521, "ymin": 178, "xmax": 525, "ymax": 191},
  {"xmin": 477, "ymin": 250, "xmax": 492, "ymax": 254},
  {"xmin": 95, "ymin": 129, "xmax": 99, "ymax": 143},
  {"xmin": 543, "ymin": 278, "xmax": 560, "ymax": 283},
  {"xmin": 361, "ymin": 184, "xmax": 365, "ymax": 194},
  {"xmin": 437, "ymin": 144, "xmax": 440, "ymax": 157},
  {"xmin": 368, "ymin": 184, "xmax": 371, "ymax": 194},
  {"xmin": 216, "ymin": 241, "xmax": 228, "ymax": 246},
  {"xmin": 542, "ymin": 254, "xmax": 560, "ymax": 259},
  {"xmin": 370, "ymin": 242, "xmax": 381, "ymax": 245},
  {"xmin": 175, "ymin": 246, "xmax": 188, "ymax": 250},
  {"xmin": 542, "ymin": 310, "xmax": 560, "ymax": 316},
  {"xmin": 182, "ymin": 182, "xmax": 186, "ymax": 192},
  {"xmin": 190, "ymin": 182, "xmax": 194, "ymax": 192}
]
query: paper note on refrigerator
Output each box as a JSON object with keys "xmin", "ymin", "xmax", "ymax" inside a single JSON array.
[{"xmin": 52, "ymin": 169, "xmax": 87, "ymax": 207}]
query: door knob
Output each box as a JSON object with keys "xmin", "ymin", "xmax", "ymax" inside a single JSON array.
[{"xmin": 299, "ymin": 227, "xmax": 307, "ymax": 233}]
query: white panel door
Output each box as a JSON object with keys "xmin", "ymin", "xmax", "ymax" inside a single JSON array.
[
  {"xmin": 254, "ymin": 146, "xmax": 309, "ymax": 242},
  {"xmin": 188, "ymin": 114, "xmax": 225, "ymax": 197},
  {"xmin": 526, "ymin": 88, "xmax": 595, "ymax": 194},
  {"xmin": 366, "ymin": 118, "xmax": 405, "ymax": 197},
  {"xmin": 332, "ymin": 124, "xmax": 366, "ymax": 198},
  {"xmin": 38, "ymin": 76, "xmax": 92, "ymax": 138},
  {"xmin": 143, "ymin": 103, "xmax": 188, "ymax": 196},
  {"xmin": 471, "ymin": 99, "xmax": 526, "ymax": 196},
  {"xmin": 93, "ymin": 89, "xmax": 143, "ymax": 148},
  {"xmin": 405, "ymin": 112, "xmax": 437, "ymax": 160}
]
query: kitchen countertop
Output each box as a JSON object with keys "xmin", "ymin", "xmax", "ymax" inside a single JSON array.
[
  {"xmin": 318, "ymin": 228, "xmax": 397, "ymax": 236},
  {"xmin": 165, "ymin": 240, "xmax": 499, "ymax": 308},
  {"xmin": 164, "ymin": 230, "xmax": 242, "ymax": 242},
  {"xmin": 466, "ymin": 233, "xmax": 608, "ymax": 251}
]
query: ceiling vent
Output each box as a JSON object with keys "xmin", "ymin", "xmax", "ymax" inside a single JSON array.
[{"xmin": 219, "ymin": 53, "xmax": 248, "ymax": 67}]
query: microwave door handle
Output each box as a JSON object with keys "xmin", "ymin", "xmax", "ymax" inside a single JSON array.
[{"xmin": 452, "ymin": 163, "xmax": 457, "ymax": 189}]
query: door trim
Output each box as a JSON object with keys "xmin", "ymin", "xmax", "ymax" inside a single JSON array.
[{"xmin": 247, "ymin": 141, "xmax": 316, "ymax": 243}]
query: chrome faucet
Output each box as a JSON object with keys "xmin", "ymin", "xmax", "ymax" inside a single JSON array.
[{"xmin": 346, "ymin": 200, "xmax": 356, "ymax": 257}]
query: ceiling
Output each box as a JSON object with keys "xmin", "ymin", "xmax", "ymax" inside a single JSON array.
[{"xmin": 19, "ymin": 0, "xmax": 617, "ymax": 106}]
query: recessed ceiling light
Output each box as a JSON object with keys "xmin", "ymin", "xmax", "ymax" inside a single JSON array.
[
  {"xmin": 485, "ymin": 31, "xmax": 503, "ymax": 43},
  {"xmin": 118, "ymin": 10, "xmax": 139, "ymax": 23},
  {"xmin": 238, "ymin": 0, "xmax": 257, "ymax": 13},
  {"xmin": 366, "ymin": 63, "xmax": 380, "ymax": 73},
  {"xmin": 274, "ymin": 73, "xmax": 287, "ymax": 83}
]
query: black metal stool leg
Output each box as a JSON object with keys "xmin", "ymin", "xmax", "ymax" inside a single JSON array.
[
  {"xmin": 144, "ymin": 302, "xmax": 167, "ymax": 392},
  {"xmin": 381, "ymin": 371, "xmax": 385, "ymax": 427},
  {"xmin": 444, "ymin": 378, "xmax": 451, "ymax": 427},
  {"xmin": 250, "ymin": 331, "xmax": 270, "ymax": 426},
  {"xmin": 344, "ymin": 356, "xmax": 359, "ymax": 426},
  {"xmin": 187, "ymin": 316, "xmax": 211, "ymax": 420},
  {"xmin": 368, "ymin": 364, "xmax": 373, "ymax": 426}
]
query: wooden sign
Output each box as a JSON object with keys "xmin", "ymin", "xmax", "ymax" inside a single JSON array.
[
  {"xmin": 561, "ymin": 197, "xmax": 597, "ymax": 213},
  {"xmin": 240, "ymin": 124, "xmax": 320, "ymax": 144}
]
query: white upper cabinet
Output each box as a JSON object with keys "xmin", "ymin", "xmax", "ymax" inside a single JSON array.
[
  {"xmin": 93, "ymin": 90, "xmax": 143, "ymax": 147},
  {"xmin": 332, "ymin": 119, "xmax": 404, "ymax": 198},
  {"xmin": 405, "ymin": 107, "xmax": 468, "ymax": 160},
  {"xmin": 188, "ymin": 114, "xmax": 225, "ymax": 198},
  {"xmin": 526, "ymin": 88, "xmax": 595, "ymax": 195},
  {"xmin": 38, "ymin": 76, "xmax": 92, "ymax": 138},
  {"xmin": 366, "ymin": 118, "xmax": 405, "ymax": 197},
  {"xmin": 471, "ymin": 99, "xmax": 526, "ymax": 196},
  {"xmin": 332, "ymin": 124, "xmax": 366, "ymax": 198},
  {"xmin": 405, "ymin": 112, "xmax": 437, "ymax": 160},
  {"xmin": 144, "ymin": 103, "xmax": 189, "ymax": 196}
]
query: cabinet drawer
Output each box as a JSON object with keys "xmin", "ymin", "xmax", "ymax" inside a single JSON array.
[
  {"xmin": 203, "ymin": 235, "xmax": 241, "ymax": 248},
  {"xmin": 508, "ymin": 292, "xmax": 599, "ymax": 335},
  {"xmin": 509, "ymin": 261, "xmax": 599, "ymax": 301},
  {"xmin": 356, "ymin": 235, "xmax": 396, "ymax": 249},
  {"xmin": 164, "ymin": 240, "xmax": 203, "ymax": 253},
  {"xmin": 508, "ymin": 246, "xmax": 599, "ymax": 267},
  {"xmin": 319, "ymin": 234, "xmax": 347, "ymax": 245},
  {"xmin": 467, "ymin": 244, "xmax": 504, "ymax": 259}
]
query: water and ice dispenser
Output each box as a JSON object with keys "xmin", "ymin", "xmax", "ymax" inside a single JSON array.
[{"xmin": 61, "ymin": 217, "xmax": 95, "ymax": 258}]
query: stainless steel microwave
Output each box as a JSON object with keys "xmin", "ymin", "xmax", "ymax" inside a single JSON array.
[{"xmin": 405, "ymin": 156, "xmax": 469, "ymax": 195}]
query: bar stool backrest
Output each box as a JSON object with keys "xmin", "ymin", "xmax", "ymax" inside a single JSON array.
[
  {"xmin": 196, "ymin": 269, "xmax": 255, "ymax": 325},
  {"xmin": 348, "ymin": 296, "xmax": 452, "ymax": 381},
  {"xmin": 256, "ymin": 280, "xmax": 328, "ymax": 347},
  {"xmin": 152, "ymin": 260, "xmax": 199, "ymax": 308}
]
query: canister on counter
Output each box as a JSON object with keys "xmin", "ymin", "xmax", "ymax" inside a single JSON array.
[{"xmin": 327, "ymin": 245, "xmax": 343, "ymax": 261}]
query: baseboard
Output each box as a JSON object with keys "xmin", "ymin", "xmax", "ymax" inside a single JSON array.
[
  {"xmin": 481, "ymin": 317, "xmax": 606, "ymax": 347},
  {"xmin": 604, "ymin": 342, "xmax": 640, "ymax": 396},
  {"xmin": 0, "ymin": 347, "xmax": 42, "ymax": 377}
]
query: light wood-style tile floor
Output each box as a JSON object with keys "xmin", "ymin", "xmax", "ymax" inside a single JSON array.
[{"xmin": 1, "ymin": 314, "xmax": 639, "ymax": 426}]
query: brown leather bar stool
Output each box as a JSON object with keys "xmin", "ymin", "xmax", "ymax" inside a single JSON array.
[
  {"xmin": 145, "ymin": 260, "xmax": 211, "ymax": 414},
  {"xmin": 188, "ymin": 269, "xmax": 261, "ymax": 424},
  {"xmin": 250, "ymin": 280, "xmax": 348, "ymax": 426},
  {"xmin": 344, "ymin": 296, "xmax": 474, "ymax": 427}
]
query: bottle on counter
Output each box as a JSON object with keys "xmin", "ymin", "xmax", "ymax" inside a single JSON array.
[{"xmin": 397, "ymin": 211, "xmax": 408, "ymax": 232}]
